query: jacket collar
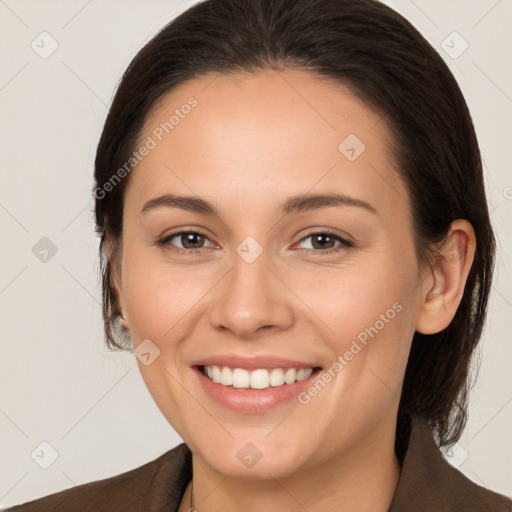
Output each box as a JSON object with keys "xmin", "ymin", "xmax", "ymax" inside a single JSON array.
[
  {"xmin": 389, "ymin": 412, "xmax": 511, "ymax": 510},
  {"xmin": 148, "ymin": 412, "xmax": 512, "ymax": 511}
]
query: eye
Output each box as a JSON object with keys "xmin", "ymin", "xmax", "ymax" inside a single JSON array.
[
  {"xmin": 155, "ymin": 229, "xmax": 354, "ymax": 256},
  {"xmin": 156, "ymin": 230, "xmax": 216, "ymax": 254},
  {"xmin": 295, "ymin": 231, "xmax": 354, "ymax": 255}
]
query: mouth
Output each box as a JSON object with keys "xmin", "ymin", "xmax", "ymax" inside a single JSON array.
[
  {"xmin": 192, "ymin": 362, "xmax": 323, "ymax": 413},
  {"xmin": 199, "ymin": 365, "xmax": 322, "ymax": 390}
]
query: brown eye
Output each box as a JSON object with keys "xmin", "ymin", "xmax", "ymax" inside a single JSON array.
[
  {"xmin": 296, "ymin": 231, "xmax": 353, "ymax": 255},
  {"xmin": 157, "ymin": 230, "xmax": 215, "ymax": 254},
  {"xmin": 177, "ymin": 232, "xmax": 206, "ymax": 249}
]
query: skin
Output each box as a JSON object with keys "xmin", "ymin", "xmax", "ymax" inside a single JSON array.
[{"xmin": 108, "ymin": 69, "xmax": 476, "ymax": 512}]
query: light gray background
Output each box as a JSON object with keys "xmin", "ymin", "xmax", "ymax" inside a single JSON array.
[{"xmin": 1, "ymin": 0, "xmax": 511, "ymax": 507}]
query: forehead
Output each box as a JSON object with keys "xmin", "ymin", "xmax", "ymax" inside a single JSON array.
[{"xmin": 127, "ymin": 69, "xmax": 409, "ymax": 221}]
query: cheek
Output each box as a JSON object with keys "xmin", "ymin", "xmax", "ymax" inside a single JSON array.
[
  {"xmin": 121, "ymin": 242, "xmax": 222, "ymax": 346},
  {"xmin": 122, "ymin": 261, "xmax": 213, "ymax": 343},
  {"xmin": 310, "ymin": 247, "xmax": 418, "ymax": 393},
  {"xmin": 120, "ymin": 236, "xmax": 205, "ymax": 341},
  {"xmin": 305, "ymin": 253, "xmax": 416, "ymax": 347}
]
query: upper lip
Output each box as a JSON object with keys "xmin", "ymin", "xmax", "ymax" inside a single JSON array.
[{"xmin": 191, "ymin": 354, "xmax": 322, "ymax": 371}]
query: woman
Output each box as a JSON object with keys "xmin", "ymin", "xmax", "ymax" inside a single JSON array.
[{"xmin": 5, "ymin": 0, "xmax": 511, "ymax": 510}]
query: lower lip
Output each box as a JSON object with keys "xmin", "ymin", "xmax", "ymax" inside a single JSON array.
[{"xmin": 193, "ymin": 366, "xmax": 321, "ymax": 413}]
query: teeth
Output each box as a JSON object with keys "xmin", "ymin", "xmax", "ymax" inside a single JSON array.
[
  {"xmin": 220, "ymin": 366, "xmax": 233, "ymax": 386},
  {"xmin": 203, "ymin": 366, "xmax": 314, "ymax": 390},
  {"xmin": 269, "ymin": 368, "xmax": 285, "ymax": 386},
  {"xmin": 250, "ymin": 369, "xmax": 269, "ymax": 389},
  {"xmin": 233, "ymin": 368, "xmax": 250, "ymax": 388},
  {"xmin": 284, "ymin": 368, "xmax": 296, "ymax": 384}
]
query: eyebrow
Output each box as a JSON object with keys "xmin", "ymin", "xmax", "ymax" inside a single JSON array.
[{"xmin": 140, "ymin": 192, "xmax": 378, "ymax": 216}]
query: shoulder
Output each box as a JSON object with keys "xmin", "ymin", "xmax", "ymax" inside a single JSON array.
[
  {"xmin": 2, "ymin": 443, "xmax": 192, "ymax": 512},
  {"xmin": 391, "ymin": 413, "xmax": 512, "ymax": 511},
  {"xmin": 443, "ymin": 460, "xmax": 512, "ymax": 510}
]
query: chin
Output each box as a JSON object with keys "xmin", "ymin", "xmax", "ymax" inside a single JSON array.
[{"xmin": 193, "ymin": 434, "xmax": 313, "ymax": 480}]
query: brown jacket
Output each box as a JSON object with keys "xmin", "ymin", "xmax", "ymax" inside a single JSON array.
[{"xmin": 3, "ymin": 413, "xmax": 511, "ymax": 511}]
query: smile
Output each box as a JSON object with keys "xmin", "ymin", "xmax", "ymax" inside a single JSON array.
[{"xmin": 202, "ymin": 365, "xmax": 315, "ymax": 390}]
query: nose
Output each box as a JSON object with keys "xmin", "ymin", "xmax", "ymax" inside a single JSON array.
[{"xmin": 208, "ymin": 247, "xmax": 295, "ymax": 340}]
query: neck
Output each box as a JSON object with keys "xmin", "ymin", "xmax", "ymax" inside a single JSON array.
[{"xmin": 180, "ymin": 415, "xmax": 401, "ymax": 512}]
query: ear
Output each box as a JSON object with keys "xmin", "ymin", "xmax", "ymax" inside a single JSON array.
[
  {"xmin": 105, "ymin": 230, "xmax": 129, "ymax": 331},
  {"xmin": 415, "ymin": 219, "xmax": 476, "ymax": 335}
]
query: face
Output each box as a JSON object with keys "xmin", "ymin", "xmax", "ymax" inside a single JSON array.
[{"xmin": 113, "ymin": 69, "xmax": 426, "ymax": 479}]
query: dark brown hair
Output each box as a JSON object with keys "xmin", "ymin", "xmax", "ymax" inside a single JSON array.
[{"xmin": 93, "ymin": 0, "xmax": 495, "ymax": 448}]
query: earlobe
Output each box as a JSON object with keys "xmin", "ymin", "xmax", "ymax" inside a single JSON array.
[
  {"xmin": 415, "ymin": 220, "xmax": 476, "ymax": 335},
  {"xmin": 120, "ymin": 314, "xmax": 130, "ymax": 332}
]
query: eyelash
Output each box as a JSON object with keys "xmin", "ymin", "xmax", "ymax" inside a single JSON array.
[{"xmin": 155, "ymin": 229, "xmax": 354, "ymax": 256}]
